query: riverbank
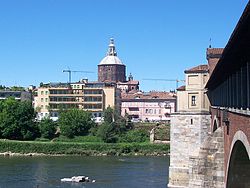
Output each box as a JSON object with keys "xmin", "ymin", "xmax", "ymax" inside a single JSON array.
[{"xmin": 0, "ymin": 140, "xmax": 169, "ymax": 156}]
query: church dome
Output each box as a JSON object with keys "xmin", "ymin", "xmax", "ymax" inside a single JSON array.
[
  {"xmin": 99, "ymin": 38, "xmax": 124, "ymax": 65},
  {"xmin": 99, "ymin": 56, "xmax": 123, "ymax": 65}
]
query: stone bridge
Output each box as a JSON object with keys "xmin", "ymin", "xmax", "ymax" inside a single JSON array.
[{"xmin": 168, "ymin": 2, "xmax": 250, "ymax": 188}]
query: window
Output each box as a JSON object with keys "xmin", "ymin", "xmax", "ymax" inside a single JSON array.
[
  {"xmin": 41, "ymin": 98, "xmax": 44, "ymax": 102},
  {"xmin": 129, "ymin": 107, "xmax": 139, "ymax": 111},
  {"xmin": 45, "ymin": 91, "xmax": 48, "ymax": 95},
  {"xmin": 145, "ymin": 109, "xmax": 149, "ymax": 113},
  {"xmin": 191, "ymin": 96, "xmax": 196, "ymax": 106},
  {"xmin": 41, "ymin": 91, "xmax": 44, "ymax": 95},
  {"xmin": 45, "ymin": 98, "xmax": 48, "ymax": 102}
]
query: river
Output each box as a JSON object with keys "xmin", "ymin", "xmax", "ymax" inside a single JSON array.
[{"xmin": 0, "ymin": 156, "xmax": 169, "ymax": 188}]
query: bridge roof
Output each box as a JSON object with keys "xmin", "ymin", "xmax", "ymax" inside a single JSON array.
[{"xmin": 206, "ymin": 1, "xmax": 250, "ymax": 90}]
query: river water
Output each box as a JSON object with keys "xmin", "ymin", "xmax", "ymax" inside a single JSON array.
[{"xmin": 0, "ymin": 156, "xmax": 169, "ymax": 188}]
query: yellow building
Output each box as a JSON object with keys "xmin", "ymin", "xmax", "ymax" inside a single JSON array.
[
  {"xmin": 176, "ymin": 64, "xmax": 210, "ymax": 112},
  {"xmin": 34, "ymin": 81, "xmax": 120, "ymax": 121}
]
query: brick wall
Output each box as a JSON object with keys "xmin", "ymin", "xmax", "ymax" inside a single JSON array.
[{"xmin": 210, "ymin": 107, "xmax": 250, "ymax": 185}]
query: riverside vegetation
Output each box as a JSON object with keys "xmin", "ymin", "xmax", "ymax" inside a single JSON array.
[{"xmin": 0, "ymin": 98, "xmax": 169, "ymax": 156}]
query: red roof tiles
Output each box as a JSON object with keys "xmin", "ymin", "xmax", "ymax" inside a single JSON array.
[
  {"xmin": 206, "ymin": 48, "xmax": 224, "ymax": 56},
  {"xmin": 121, "ymin": 91, "xmax": 176, "ymax": 100},
  {"xmin": 184, "ymin": 64, "xmax": 209, "ymax": 73}
]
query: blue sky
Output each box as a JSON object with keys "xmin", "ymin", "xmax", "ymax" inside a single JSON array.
[{"xmin": 0, "ymin": 0, "xmax": 248, "ymax": 91}]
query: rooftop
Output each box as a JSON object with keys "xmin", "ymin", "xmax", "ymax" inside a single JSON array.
[
  {"xmin": 177, "ymin": 85, "xmax": 186, "ymax": 91},
  {"xmin": 117, "ymin": 80, "xmax": 139, "ymax": 85},
  {"xmin": 206, "ymin": 48, "xmax": 224, "ymax": 57},
  {"xmin": 122, "ymin": 91, "xmax": 176, "ymax": 100},
  {"xmin": 184, "ymin": 64, "xmax": 209, "ymax": 74}
]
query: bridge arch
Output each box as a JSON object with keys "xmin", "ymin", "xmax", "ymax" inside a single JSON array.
[{"xmin": 226, "ymin": 131, "xmax": 250, "ymax": 188}]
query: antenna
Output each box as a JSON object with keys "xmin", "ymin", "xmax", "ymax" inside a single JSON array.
[{"xmin": 209, "ymin": 38, "xmax": 212, "ymax": 48}]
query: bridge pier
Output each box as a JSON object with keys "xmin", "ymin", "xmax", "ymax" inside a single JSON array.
[
  {"xmin": 168, "ymin": 112, "xmax": 211, "ymax": 188},
  {"xmin": 168, "ymin": 112, "xmax": 225, "ymax": 188}
]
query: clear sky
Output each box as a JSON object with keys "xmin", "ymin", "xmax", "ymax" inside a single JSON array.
[{"xmin": 0, "ymin": 0, "xmax": 248, "ymax": 91}]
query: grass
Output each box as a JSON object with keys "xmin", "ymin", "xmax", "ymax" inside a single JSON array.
[
  {"xmin": 0, "ymin": 139, "xmax": 169, "ymax": 156},
  {"xmin": 52, "ymin": 135, "xmax": 103, "ymax": 143}
]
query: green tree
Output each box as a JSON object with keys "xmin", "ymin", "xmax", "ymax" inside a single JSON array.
[
  {"xmin": 103, "ymin": 106, "xmax": 114, "ymax": 124},
  {"xmin": 39, "ymin": 118, "xmax": 56, "ymax": 139},
  {"xmin": 0, "ymin": 85, "xmax": 7, "ymax": 90},
  {"xmin": 10, "ymin": 86, "xmax": 25, "ymax": 91},
  {"xmin": 96, "ymin": 107, "xmax": 136, "ymax": 143},
  {"xmin": 96, "ymin": 122, "xmax": 118, "ymax": 143},
  {"xmin": 0, "ymin": 97, "xmax": 39, "ymax": 140},
  {"xmin": 58, "ymin": 109, "xmax": 95, "ymax": 138},
  {"xmin": 103, "ymin": 106, "xmax": 120, "ymax": 123}
]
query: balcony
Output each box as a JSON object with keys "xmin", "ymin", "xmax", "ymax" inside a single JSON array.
[
  {"xmin": 82, "ymin": 101, "xmax": 103, "ymax": 104},
  {"xmin": 49, "ymin": 101, "xmax": 81, "ymax": 104}
]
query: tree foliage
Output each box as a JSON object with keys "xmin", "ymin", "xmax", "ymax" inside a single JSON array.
[
  {"xmin": 96, "ymin": 122, "xmax": 118, "ymax": 143},
  {"xmin": 0, "ymin": 97, "xmax": 39, "ymax": 140},
  {"xmin": 39, "ymin": 118, "xmax": 56, "ymax": 139},
  {"xmin": 103, "ymin": 106, "xmax": 116, "ymax": 124},
  {"xmin": 58, "ymin": 109, "xmax": 95, "ymax": 138},
  {"xmin": 97, "ymin": 107, "xmax": 134, "ymax": 143},
  {"xmin": 119, "ymin": 129, "xmax": 148, "ymax": 143}
]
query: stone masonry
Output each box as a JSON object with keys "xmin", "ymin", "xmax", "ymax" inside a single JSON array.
[
  {"xmin": 189, "ymin": 127, "xmax": 224, "ymax": 188},
  {"xmin": 168, "ymin": 112, "xmax": 211, "ymax": 188},
  {"xmin": 168, "ymin": 112, "xmax": 224, "ymax": 188}
]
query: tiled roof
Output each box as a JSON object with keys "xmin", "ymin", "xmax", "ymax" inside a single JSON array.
[
  {"xmin": 184, "ymin": 64, "xmax": 209, "ymax": 73},
  {"xmin": 177, "ymin": 85, "xmax": 185, "ymax": 91},
  {"xmin": 206, "ymin": 48, "xmax": 224, "ymax": 56},
  {"xmin": 121, "ymin": 91, "xmax": 176, "ymax": 100}
]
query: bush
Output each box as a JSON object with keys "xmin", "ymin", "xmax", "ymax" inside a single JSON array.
[
  {"xmin": 154, "ymin": 125, "xmax": 170, "ymax": 141},
  {"xmin": 39, "ymin": 118, "xmax": 56, "ymax": 139},
  {"xmin": 119, "ymin": 129, "xmax": 148, "ymax": 143}
]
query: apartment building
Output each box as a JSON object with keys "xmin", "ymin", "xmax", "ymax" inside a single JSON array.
[
  {"xmin": 121, "ymin": 91, "xmax": 176, "ymax": 122},
  {"xmin": 34, "ymin": 81, "xmax": 120, "ymax": 121}
]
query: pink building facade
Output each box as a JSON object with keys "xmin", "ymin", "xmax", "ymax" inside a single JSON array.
[{"xmin": 121, "ymin": 91, "xmax": 176, "ymax": 122}]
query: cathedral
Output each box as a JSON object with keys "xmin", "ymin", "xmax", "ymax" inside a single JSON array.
[
  {"xmin": 98, "ymin": 38, "xmax": 139, "ymax": 93},
  {"xmin": 98, "ymin": 38, "xmax": 126, "ymax": 83}
]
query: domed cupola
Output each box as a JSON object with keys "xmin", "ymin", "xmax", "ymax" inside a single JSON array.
[{"xmin": 98, "ymin": 38, "xmax": 126, "ymax": 82}]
